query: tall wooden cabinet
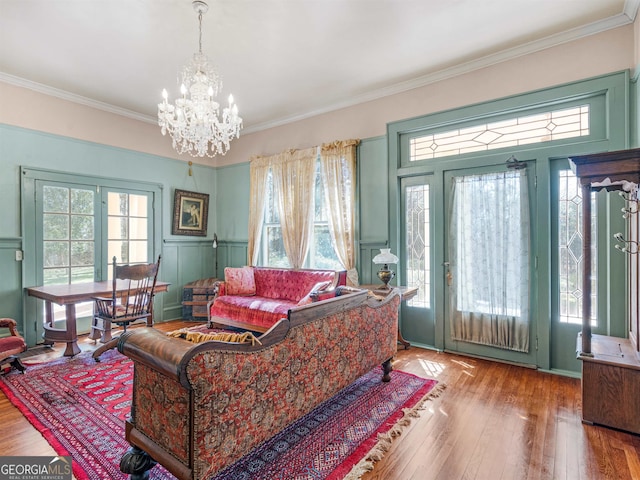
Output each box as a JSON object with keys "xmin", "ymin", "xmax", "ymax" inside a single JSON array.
[{"xmin": 570, "ymin": 147, "xmax": 640, "ymax": 434}]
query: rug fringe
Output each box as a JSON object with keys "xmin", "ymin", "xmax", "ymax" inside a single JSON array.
[{"xmin": 343, "ymin": 382, "xmax": 447, "ymax": 480}]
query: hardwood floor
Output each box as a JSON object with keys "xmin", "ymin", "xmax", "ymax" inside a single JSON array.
[{"xmin": 1, "ymin": 320, "xmax": 639, "ymax": 479}]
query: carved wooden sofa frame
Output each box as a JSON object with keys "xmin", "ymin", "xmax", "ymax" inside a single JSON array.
[{"xmin": 117, "ymin": 289, "xmax": 401, "ymax": 479}]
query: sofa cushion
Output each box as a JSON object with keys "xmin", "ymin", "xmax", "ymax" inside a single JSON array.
[
  {"xmin": 253, "ymin": 268, "xmax": 338, "ymax": 302},
  {"xmin": 211, "ymin": 295, "xmax": 296, "ymax": 330},
  {"xmin": 297, "ymin": 280, "xmax": 332, "ymax": 305},
  {"xmin": 224, "ymin": 266, "xmax": 256, "ymax": 296}
]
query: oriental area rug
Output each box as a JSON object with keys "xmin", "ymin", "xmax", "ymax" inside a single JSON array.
[{"xmin": 0, "ymin": 349, "xmax": 442, "ymax": 480}]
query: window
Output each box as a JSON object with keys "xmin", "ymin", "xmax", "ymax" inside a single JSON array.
[
  {"xmin": 262, "ymin": 169, "xmax": 288, "ymax": 267},
  {"xmin": 40, "ymin": 186, "xmax": 153, "ymax": 321},
  {"xmin": 42, "ymin": 185, "xmax": 95, "ymax": 286},
  {"xmin": 107, "ymin": 191, "xmax": 149, "ymax": 271},
  {"xmin": 410, "ymin": 105, "xmax": 590, "ymax": 161},
  {"xmin": 23, "ymin": 169, "xmax": 160, "ymax": 336},
  {"xmin": 557, "ymin": 169, "xmax": 597, "ymax": 324},
  {"xmin": 405, "ymin": 183, "xmax": 430, "ymax": 307},
  {"xmin": 261, "ymin": 158, "xmax": 342, "ymax": 269}
]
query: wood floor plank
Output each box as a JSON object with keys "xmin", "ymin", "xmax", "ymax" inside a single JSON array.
[{"xmin": 2, "ymin": 321, "xmax": 640, "ymax": 480}]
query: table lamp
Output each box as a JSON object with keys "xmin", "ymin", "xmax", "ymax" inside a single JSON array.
[{"xmin": 373, "ymin": 248, "xmax": 399, "ymax": 290}]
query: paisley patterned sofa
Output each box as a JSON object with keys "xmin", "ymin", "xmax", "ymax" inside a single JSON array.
[
  {"xmin": 208, "ymin": 266, "xmax": 347, "ymax": 332},
  {"xmin": 117, "ymin": 288, "xmax": 401, "ymax": 480}
]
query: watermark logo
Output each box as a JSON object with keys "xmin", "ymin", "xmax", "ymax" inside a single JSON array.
[{"xmin": 0, "ymin": 456, "xmax": 72, "ymax": 480}]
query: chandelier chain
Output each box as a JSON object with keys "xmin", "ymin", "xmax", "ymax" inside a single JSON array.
[{"xmin": 198, "ymin": 12, "xmax": 203, "ymax": 55}]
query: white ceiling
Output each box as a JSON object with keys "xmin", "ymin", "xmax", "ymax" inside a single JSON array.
[{"xmin": 0, "ymin": 0, "xmax": 637, "ymax": 134}]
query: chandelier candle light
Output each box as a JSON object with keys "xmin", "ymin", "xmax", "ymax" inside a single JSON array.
[
  {"xmin": 158, "ymin": 0, "xmax": 242, "ymax": 157},
  {"xmin": 373, "ymin": 248, "xmax": 399, "ymax": 290}
]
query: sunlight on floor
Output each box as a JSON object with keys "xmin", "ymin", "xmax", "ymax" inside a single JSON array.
[
  {"xmin": 418, "ymin": 358, "xmax": 445, "ymax": 378},
  {"xmin": 451, "ymin": 358, "xmax": 475, "ymax": 369},
  {"xmin": 451, "ymin": 358, "xmax": 476, "ymax": 377}
]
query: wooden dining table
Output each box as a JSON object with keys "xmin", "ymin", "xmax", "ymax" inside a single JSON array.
[{"xmin": 26, "ymin": 280, "xmax": 170, "ymax": 356}]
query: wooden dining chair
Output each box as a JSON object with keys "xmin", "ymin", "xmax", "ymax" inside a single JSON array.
[{"xmin": 91, "ymin": 255, "xmax": 161, "ymax": 361}]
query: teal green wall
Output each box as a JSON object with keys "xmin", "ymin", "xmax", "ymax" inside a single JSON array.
[
  {"xmin": 0, "ymin": 71, "xmax": 637, "ymax": 373},
  {"xmin": 213, "ymin": 163, "xmax": 251, "ymax": 277},
  {"xmin": 0, "ymin": 238, "xmax": 22, "ymax": 324},
  {"xmin": 357, "ymin": 136, "xmax": 391, "ymax": 285},
  {"xmin": 0, "ymin": 124, "xmax": 218, "ymax": 340},
  {"xmin": 216, "ymin": 163, "xmax": 250, "ymax": 242}
]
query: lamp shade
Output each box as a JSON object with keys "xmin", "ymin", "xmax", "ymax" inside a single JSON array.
[{"xmin": 372, "ymin": 248, "xmax": 398, "ymax": 265}]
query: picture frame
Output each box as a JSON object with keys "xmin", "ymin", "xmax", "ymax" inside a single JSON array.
[{"xmin": 172, "ymin": 189, "xmax": 209, "ymax": 236}]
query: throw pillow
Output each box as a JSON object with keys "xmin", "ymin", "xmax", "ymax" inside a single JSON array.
[
  {"xmin": 297, "ymin": 280, "xmax": 332, "ymax": 305},
  {"xmin": 225, "ymin": 266, "xmax": 256, "ymax": 296}
]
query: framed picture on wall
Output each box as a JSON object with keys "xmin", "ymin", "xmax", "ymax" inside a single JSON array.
[{"xmin": 172, "ymin": 189, "xmax": 209, "ymax": 236}]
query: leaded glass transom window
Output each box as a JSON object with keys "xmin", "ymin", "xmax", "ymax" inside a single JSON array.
[
  {"xmin": 558, "ymin": 169, "xmax": 597, "ymax": 324},
  {"xmin": 410, "ymin": 105, "xmax": 590, "ymax": 161},
  {"xmin": 405, "ymin": 184, "xmax": 430, "ymax": 308}
]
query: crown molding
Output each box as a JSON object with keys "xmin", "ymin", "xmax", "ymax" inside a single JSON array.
[
  {"xmin": 624, "ymin": 0, "xmax": 640, "ymax": 20},
  {"xmin": 2, "ymin": 2, "xmax": 638, "ymax": 136},
  {"xmin": 0, "ymin": 72, "xmax": 157, "ymax": 125},
  {"xmin": 245, "ymin": 7, "xmax": 639, "ymax": 134}
]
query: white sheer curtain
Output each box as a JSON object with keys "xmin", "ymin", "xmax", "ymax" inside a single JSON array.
[
  {"xmin": 320, "ymin": 139, "xmax": 360, "ymax": 286},
  {"xmin": 271, "ymin": 147, "xmax": 317, "ymax": 268},
  {"xmin": 247, "ymin": 156, "xmax": 271, "ymax": 265},
  {"xmin": 449, "ymin": 169, "xmax": 530, "ymax": 352}
]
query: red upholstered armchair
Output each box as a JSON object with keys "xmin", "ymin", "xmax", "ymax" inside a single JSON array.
[{"xmin": 0, "ymin": 318, "xmax": 27, "ymax": 373}]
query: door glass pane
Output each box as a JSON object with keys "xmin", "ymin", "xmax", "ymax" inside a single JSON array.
[
  {"xmin": 558, "ymin": 169, "xmax": 597, "ymax": 324},
  {"xmin": 42, "ymin": 185, "xmax": 95, "ymax": 284},
  {"xmin": 449, "ymin": 170, "xmax": 530, "ymax": 352},
  {"xmin": 129, "ymin": 218, "xmax": 147, "ymax": 240},
  {"xmin": 43, "ymin": 241, "xmax": 69, "ymax": 267},
  {"xmin": 405, "ymin": 184, "xmax": 430, "ymax": 308},
  {"xmin": 70, "ymin": 215, "xmax": 93, "ymax": 240},
  {"xmin": 108, "ymin": 192, "xmax": 128, "ymax": 216},
  {"xmin": 129, "ymin": 241, "xmax": 148, "ymax": 264},
  {"xmin": 108, "ymin": 217, "xmax": 128, "ymax": 239},
  {"xmin": 71, "ymin": 240, "xmax": 94, "ymax": 265},
  {"xmin": 129, "ymin": 195, "xmax": 148, "ymax": 216},
  {"xmin": 43, "ymin": 268, "xmax": 68, "ymax": 286},
  {"xmin": 42, "ymin": 184, "xmax": 95, "ymax": 321},
  {"xmin": 71, "ymin": 266, "xmax": 94, "ymax": 284},
  {"xmin": 71, "ymin": 189, "xmax": 94, "ymax": 214},
  {"xmin": 108, "ymin": 240, "xmax": 128, "ymax": 264},
  {"xmin": 43, "ymin": 214, "xmax": 68, "ymax": 240},
  {"xmin": 43, "ymin": 186, "xmax": 69, "ymax": 213},
  {"xmin": 107, "ymin": 192, "xmax": 149, "ymax": 267}
]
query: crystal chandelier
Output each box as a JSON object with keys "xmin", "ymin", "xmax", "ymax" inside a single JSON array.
[{"xmin": 158, "ymin": 0, "xmax": 242, "ymax": 157}]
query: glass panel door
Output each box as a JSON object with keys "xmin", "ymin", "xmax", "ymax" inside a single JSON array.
[
  {"xmin": 444, "ymin": 163, "xmax": 537, "ymax": 365},
  {"xmin": 106, "ymin": 191, "xmax": 150, "ymax": 270},
  {"xmin": 399, "ymin": 175, "xmax": 435, "ymax": 346},
  {"xmin": 37, "ymin": 181, "xmax": 99, "ymax": 334}
]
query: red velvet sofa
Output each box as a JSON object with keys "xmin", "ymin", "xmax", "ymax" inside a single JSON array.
[{"xmin": 208, "ymin": 266, "xmax": 347, "ymax": 332}]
